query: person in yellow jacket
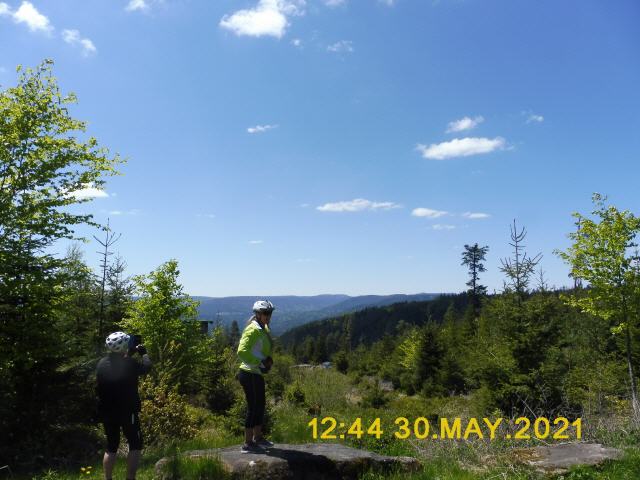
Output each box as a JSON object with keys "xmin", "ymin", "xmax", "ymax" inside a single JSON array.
[{"xmin": 236, "ymin": 300, "xmax": 275, "ymax": 453}]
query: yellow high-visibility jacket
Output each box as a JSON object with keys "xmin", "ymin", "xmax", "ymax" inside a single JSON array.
[{"xmin": 237, "ymin": 319, "xmax": 272, "ymax": 375}]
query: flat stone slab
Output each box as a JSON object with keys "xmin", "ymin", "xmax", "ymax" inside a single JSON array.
[
  {"xmin": 156, "ymin": 443, "xmax": 420, "ymax": 480},
  {"xmin": 515, "ymin": 442, "xmax": 623, "ymax": 474}
]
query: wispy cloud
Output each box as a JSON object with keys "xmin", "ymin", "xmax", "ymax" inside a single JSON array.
[
  {"xmin": 411, "ymin": 207, "xmax": 448, "ymax": 218},
  {"xmin": 248, "ymin": 240, "xmax": 264, "ymax": 244},
  {"xmin": 317, "ymin": 198, "xmax": 401, "ymax": 212},
  {"xmin": 432, "ymin": 224, "xmax": 456, "ymax": 230},
  {"xmin": 327, "ymin": 40, "xmax": 354, "ymax": 53},
  {"xmin": 379, "ymin": 0, "xmax": 396, "ymax": 5},
  {"xmin": 324, "ymin": 0, "xmax": 346, "ymax": 6},
  {"xmin": 462, "ymin": 212, "xmax": 490, "ymax": 219},
  {"xmin": 291, "ymin": 38, "xmax": 302, "ymax": 48},
  {"xmin": 527, "ymin": 114, "xmax": 544, "ymax": 123},
  {"xmin": 416, "ymin": 137, "xmax": 506, "ymax": 160},
  {"xmin": 446, "ymin": 115, "xmax": 484, "ymax": 133},
  {"xmin": 62, "ymin": 29, "xmax": 96, "ymax": 56},
  {"xmin": 0, "ymin": 1, "xmax": 52, "ymax": 33},
  {"xmin": 247, "ymin": 124, "xmax": 278, "ymax": 134},
  {"xmin": 65, "ymin": 183, "xmax": 109, "ymax": 200},
  {"xmin": 108, "ymin": 209, "xmax": 140, "ymax": 216},
  {"xmin": 125, "ymin": 0, "xmax": 149, "ymax": 12},
  {"xmin": 195, "ymin": 213, "xmax": 216, "ymax": 219},
  {"xmin": 220, "ymin": 0, "xmax": 304, "ymax": 39}
]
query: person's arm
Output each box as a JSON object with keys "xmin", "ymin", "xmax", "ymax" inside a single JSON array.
[{"xmin": 136, "ymin": 345, "xmax": 153, "ymax": 375}]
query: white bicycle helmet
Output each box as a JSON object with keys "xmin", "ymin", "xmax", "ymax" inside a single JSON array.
[
  {"xmin": 252, "ymin": 300, "xmax": 275, "ymax": 313},
  {"xmin": 106, "ymin": 331, "xmax": 130, "ymax": 353}
]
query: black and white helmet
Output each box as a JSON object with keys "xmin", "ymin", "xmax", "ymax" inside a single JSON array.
[
  {"xmin": 106, "ymin": 331, "xmax": 130, "ymax": 353},
  {"xmin": 252, "ymin": 300, "xmax": 275, "ymax": 314}
]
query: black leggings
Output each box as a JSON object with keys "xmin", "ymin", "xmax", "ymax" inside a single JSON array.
[{"xmin": 237, "ymin": 370, "xmax": 265, "ymax": 428}]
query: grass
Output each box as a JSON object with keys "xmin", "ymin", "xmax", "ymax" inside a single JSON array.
[{"xmin": 22, "ymin": 369, "xmax": 640, "ymax": 480}]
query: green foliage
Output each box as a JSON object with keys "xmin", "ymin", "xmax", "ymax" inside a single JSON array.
[
  {"xmin": 138, "ymin": 376, "xmax": 198, "ymax": 447},
  {"xmin": 162, "ymin": 453, "xmax": 230, "ymax": 480},
  {"xmin": 0, "ymin": 60, "xmax": 122, "ymax": 468},
  {"xmin": 359, "ymin": 383, "xmax": 389, "ymax": 409},
  {"xmin": 556, "ymin": 193, "xmax": 640, "ymax": 418},
  {"xmin": 556, "ymin": 193, "xmax": 640, "ymax": 322},
  {"xmin": 284, "ymin": 381, "xmax": 306, "ymax": 405},
  {"xmin": 119, "ymin": 260, "xmax": 209, "ymax": 392}
]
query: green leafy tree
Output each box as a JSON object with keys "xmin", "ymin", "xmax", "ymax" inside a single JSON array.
[
  {"xmin": 555, "ymin": 193, "xmax": 640, "ymax": 420},
  {"xmin": 0, "ymin": 60, "xmax": 122, "ymax": 466},
  {"xmin": 120, "ymin": 259, "xmax": 209, "ymax": 391}
]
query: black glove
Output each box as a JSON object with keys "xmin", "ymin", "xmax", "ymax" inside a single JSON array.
[
  {"xmin": 136, "ymin": 344, "xmax": 147, "ymax": 356},
  {"xmin": 259, "ymin": 356, "xmax": 273, "ymax": 373}
]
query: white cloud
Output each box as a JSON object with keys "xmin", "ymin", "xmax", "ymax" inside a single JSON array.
[
  {"xmin": 220, "ymin": 0, "xmax": 304, "ymax": 39},
  {"xmin": 291, "ymin": 38, "xmax": 302, "ymax": 48},
  {"xmin": 416, "ymin": 137, "xmax": 506, "ymax": 160},
  {"xmin": 2, "ymin": 1, "xmax": 52, "ymax": 33},
  {"xmin": 432, "ymin": 224, "xmax": 456, "ymax": 230},
  {"xmin": 462, "ymin": 212, "xmax": 490, "ymax": 219},
  {"xmin": 327, "ymin": 40, "xmax": 354, "ymax": 53},
  {"xmin": 527, "ymin": 114, "xmax": 544, "ymax": 123},
  {"xmin": 446, "ymin": 115, "xmax": 484, "ymax": 133},
  {"xmin": 324, "ymin": 0, "xmax": 346, "ymax": 6},
  {"xmin": 65, "ymin": 183, "xmax": 109, "ymax": 200},
  {"xmin": 248, "ymin": 240, "xmax": 264, "ymax": 244},
  {"xmin": 317, "ymin": 198, "xmax": 401, "ymax": 212},
  {"xmin": 125, "ymin": 0, "xmax": 149, "ymax": 12},
  {"xmin": 62, "ymin": 29, "xmax": 96, "ymax": 56},
  {"xmin": 411, "ymin": 207, "xmax": 448, "ymax": 218},
  {"xmin": 247, "ymin": 124, "xmax": 278, "ymax": 134}
]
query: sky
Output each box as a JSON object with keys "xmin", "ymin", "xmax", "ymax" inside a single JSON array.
[{"xmin": 1, "ymin": 0, "xmax": 639, "ymax": 296}]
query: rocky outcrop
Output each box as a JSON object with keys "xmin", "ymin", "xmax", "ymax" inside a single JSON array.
[
  {"xmin": 155, "ymin": 443, "xmax": 420, "ymax": 480},
  {"xmin": 515, "ymin": 442, "xmax": 623, "ymax": 474}
]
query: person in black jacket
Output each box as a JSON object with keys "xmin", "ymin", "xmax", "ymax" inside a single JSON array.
[{"xmin": 97, "ymin": 331, "xmax": 152, "ymax": 480}]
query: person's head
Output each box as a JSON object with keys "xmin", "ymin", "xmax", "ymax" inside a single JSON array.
[
  {"xmin": 252, "ymin": 300, "xmax": 275, "ymax": 326},
  {"xmin": 105, "ymin": 331, "xmax": 130, "ymax": 355}
]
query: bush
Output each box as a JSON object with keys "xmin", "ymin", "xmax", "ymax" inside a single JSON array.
[
  {"xmin": 359, "ymin": 384, "xmax": 389, "ymax": 409},
  {"xmin": 139, "ymin": 376, "xmax": 198, "ymax": 447},
  {"xmin": 284, "ymin": 382, "xmax": 306, "ymax": 406}
]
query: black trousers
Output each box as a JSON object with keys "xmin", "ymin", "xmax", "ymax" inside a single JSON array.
[{"xmin": 237, "ymin": 369, "xmax": 265, "ymax": 428}]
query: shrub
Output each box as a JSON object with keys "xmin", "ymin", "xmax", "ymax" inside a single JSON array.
[{"xmin": 138, "ymin": 376, "xmax": 198, "ymax": 447}]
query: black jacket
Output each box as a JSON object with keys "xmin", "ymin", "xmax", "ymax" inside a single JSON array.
[{"xmin": 96, "ymin": 353, "xmax": 152, "ymax": 421}]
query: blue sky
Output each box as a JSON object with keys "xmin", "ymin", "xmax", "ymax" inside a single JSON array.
[{"xmin": 2, "ymin": 0, "xmax": 639, "ymax": 296}]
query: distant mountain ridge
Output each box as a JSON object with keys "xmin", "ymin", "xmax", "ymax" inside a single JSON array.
[{"xmin": 192, "ymin": 293, "xmax": 440, "ymax": 335}]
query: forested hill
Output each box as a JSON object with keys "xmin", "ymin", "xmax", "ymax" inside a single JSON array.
[
  {"xmin": 278, "ymin": 292, "xmax": 471, "ymax": 357},
  {"xmin": 194, "ymin": 293, "xmax": 439, "ymax": 335}
]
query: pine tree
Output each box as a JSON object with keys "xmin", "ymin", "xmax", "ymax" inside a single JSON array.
[{"xmin": 461, "ymin": 243, "xmax": 489, "ymax": 319}]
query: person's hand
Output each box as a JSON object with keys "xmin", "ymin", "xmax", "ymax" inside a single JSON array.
[
  {"xmin": 259, "ymin": 356, "xmax": 273, "ymax": 373},
  {"xmin": 136, "ymin": 344, "xmax": 147, "ymax": 356}
]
